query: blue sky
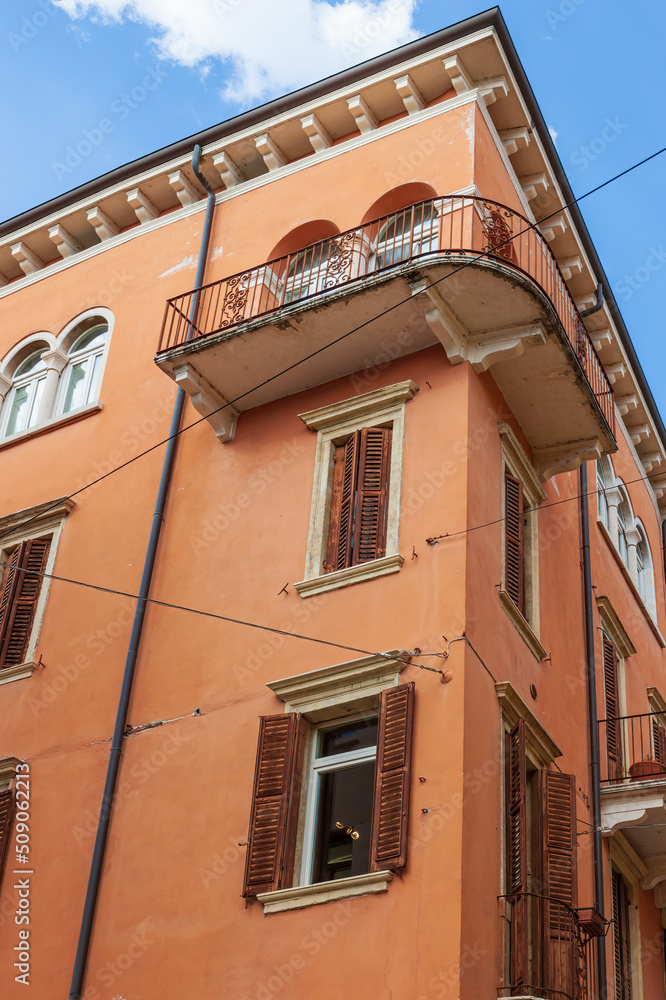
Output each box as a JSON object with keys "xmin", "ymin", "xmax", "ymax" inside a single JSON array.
[{"xmin": 1, "ymin": 0, "xmax": 665, "ymax": 415}]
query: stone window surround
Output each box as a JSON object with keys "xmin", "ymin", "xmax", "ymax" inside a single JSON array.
[
  {"xmin": 498, "ymin": 423, "xmax": 547, "ymax": 661},
  {"xmin": 294, "ymin": 381, "xmax": 419, "ymax": 598},
  {"xmin": 258, "ymin": 649, "xmax": 409, "ymax": 914},
  {"xmin": 596, "ymin": 458, "xmax": 659, "ymax": 628},
  {"xmin": 609, "ymin": 836, "xmax": 645, "ymax": 1000},
  {"xmin": 0, "ymin": 757, "xmax": 22, "ymax": 793},
  {"xmin": 0, "ymin": 497, "xmax": 75, "ymax": 686},
  {"xmin": 0, "ymin": 309, "xmax": 112, "ymax": 446}
]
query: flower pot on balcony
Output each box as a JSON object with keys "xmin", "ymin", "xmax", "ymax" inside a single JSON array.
[{"xmin": 629, "ymin": 759, "xmax": 666, "ymax": 781}]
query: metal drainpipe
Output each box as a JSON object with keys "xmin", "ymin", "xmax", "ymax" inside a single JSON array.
[
  {"xmin": 68, "ymin": 145, "xmax": 216, "ymax": 1000},
  {"xmin": 579, "ymin": 462, "xmax": 608, "ymax": 999}
]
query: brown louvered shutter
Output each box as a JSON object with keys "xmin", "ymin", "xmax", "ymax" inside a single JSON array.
[
  {"xmin": 612, "ymin": 869, "xmax": 632, "ymax": 1000},
  {"xmin": 0, "ymin": 546, "xmax": 21, "ymax": 646},
  {"xmin": 370, "ymin": 681, "xmax": 414, "ymax": 872},
  {"xmin": 539, "ymin": 770, "xmax": 577, "ymax": 909},
  {"xmin": 652, "ymin": 717, "xmax": 666, "ymax": 765},
  {"xmin": 352, "ymin": 426, "xmax": 392, "ymax": 565},
  {"xmin": 603, "ymin": 638, "xmax": 623, "ymax": 780},
  {"xmin": 0, "ymin": 789, "xmax": 15, "ymax": 883},
  {"xmin": 0, "ymin": 538, "xmax": 50, "ymax": 668},
  {"xmin": 506, "ymin": 719, "xmax": 528, "ymax": 990},
  {"xmin": 538, "ymin": 770, "xmax": 578, "ymax": 998},
  {"xmin": 325, "ymin": 433, "xmax": 359, "ymax": 573},
  {"xmin": 506, "ymin": 719, "xmax": 527, "ymax": 895},
  {"xmin": 242, "ymin": 714, "xmax": 305, "ymax": 898},
  {"xmin": 504, "ymin": 474, "xmax": 524, "ymax": 614}
]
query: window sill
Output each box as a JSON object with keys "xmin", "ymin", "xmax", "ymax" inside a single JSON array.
[
  {"xmin": 597, "ymin": 520, "xmax": 665, "ymax": 647},
  {"xmin": 0, "ymin": 661, "xmax": 38, "ymax": 686},
  {"xmin": 0, "ymin": 402, "xmax": 102, "ymax": 450},
  {"xmin": 499, "ymin": 590, "xmax": 547, "ymax": 661},
  {"xmin": 294, "ymin": 553, "xmax": 404, "ymax": 598},
  {"xmin": 257, "ymin": 870, "xmax": 394, "ymax": 914}
]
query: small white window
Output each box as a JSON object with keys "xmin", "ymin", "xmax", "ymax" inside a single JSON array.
[
  {"xmin": 1, "ymin": 351, "xmax": 47, "ymax": 438},
  {"xmin": 58, "ymin": 325, "xmax": 106, "ymax": 415},
  {"xmin": 283, "ymin": 241, "xmax": 335, "ymax": 304},
  {"xmin": 301, "ymin": 714, "xmax": 377, "ymax": 885}
]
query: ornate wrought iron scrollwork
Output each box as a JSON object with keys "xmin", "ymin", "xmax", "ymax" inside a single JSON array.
[
  {"xmin": 482, "ymin": 205, "xmax": 515, "ymax": 262},
  {"xmin": 322, "ymin": 232, "xmax": 358, "ymax": 289},
  {"xmin": 220, "ymin": 272, "xmax": 250, "ymax": 328}
]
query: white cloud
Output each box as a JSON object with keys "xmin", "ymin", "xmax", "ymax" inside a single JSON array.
[
  {"xmin": 53, "ymin": 0, "xmax": 420, "ymax": 103},
  {"xmin": 548, "ymin": 125, "xmax": 559, "ymax": 148}
]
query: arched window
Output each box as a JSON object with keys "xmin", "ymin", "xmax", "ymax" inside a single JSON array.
[
  {"xmin": 1, "ymin": 349, "xmax": 48, "ymax": 437},
  {"xmin": 635, "ymin": 522, "xmax": 656, "ymax": 616},
  {"xmin": 57, "ymin": 324, "xmax": 107, "ymax": 415},
  {"xmin": 375, "ymin": 202, "xmax": 439, "ymax": 268},
  {"xmin": 617, "ymin": 498, "xmax": 629, "ymax": 567},
  {"xmin": 283, "ymin": 241, "xmax": 333, "ymax": 304},
  {"xmin": 596, "ymin": 460, "xmax": 611, "ymax": 530}
]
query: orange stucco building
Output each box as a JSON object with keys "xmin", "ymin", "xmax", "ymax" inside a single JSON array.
[{"xmin": 0, "ymin": 9, "xmax": 665, "ymax": 1000}]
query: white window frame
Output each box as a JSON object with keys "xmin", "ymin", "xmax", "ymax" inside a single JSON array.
[
  {"xmin": 498, "ymin": 423, "xmax": 547, "ymax": 660},
  {"xmin": 55, "ymin": 325, "xmax": 107, "ymax": 416},
  {"xmin": 294, "ymin": 380, "xmax": 418, "ymax": 598},
  {"xmin": 258, "ymin": 649, "xmax": 409, "ymax": 914},
  {"xmin": 0, "ymin": 350, "xmax": 48, "ymax": 438},
  {"xmin": 374, "ymin": 202, "xmax": 439, "ymax": 268},
  {"xmin": 0, "ymin": 497, "xmax": 74, "ymax": 686},
  {"xmin": 299, "ymin": 710, "xmax": 377, "ymax": 886}
]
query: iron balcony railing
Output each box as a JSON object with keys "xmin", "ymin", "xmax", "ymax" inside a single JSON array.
[
  {"xmin": 499, "ymin": 892, "xmax": 601, "ymax": 1000},
  {"xmin": 599, "ymin": 710, "xmax": 666, "ymax": 784},
  {"xmin": 157, "ymin": 195, "xmax": 615, "ymax": 434}
]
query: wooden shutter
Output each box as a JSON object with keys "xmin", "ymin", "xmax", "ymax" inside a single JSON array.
[
  {"xmin": 603, "ymin": 638, "xmax": 623, "ymax": 780},
  {"xmin": 612, "ymin": 870, "xmax": 632, "ymax": 1000},
  {"xmin": 538, "ymin": 770, "xmax": 578, "ymax": 999},
  {"xmin": 652, "ymin": 717, "xmax": 666, "ymax": 765},
  {"xmin": 325, "ymin": 433, "xmax": 359, "ymax": 573},
  {"xmin": 242, "ymin": 714, "xmax": 305, "ymax": 898},
  {"xmin": 506, "ymin": 719, "xmax": 528, "ymax": 990},
  {"xmin": 504, "ymin": 474, "xmax": 524, "ymax": 614},
  {"xmin": 506, "ymin": 719, "xmax": 527, "ymax": 895},
  {"xmin": 0, "ymin": 538, "xmax": 50, "ymax": 668},
  {"xmin": 325, "ymin": 426, "xmax": 391, "ymax": 573},
  {"xmin": 539, "ymin": 770, "xmax": 577, "ymax": 909},
  {"xmin": 352, "ymin": 427, "xmax": 392, "ymax": 565},
  {"xmin": 0, "ymin": 789, "xmax": 15, "ymax": 883},
  {"xmin": 370, "ymin": 681, "xmax": 414, "ymax": 872}
]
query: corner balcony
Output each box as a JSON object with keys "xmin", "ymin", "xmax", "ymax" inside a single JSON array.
[
  {"xmin": 155, "ymin": 195, "xmax": 615, "ymax": 470},
  {"xmin": 599, "ymin": 712, "xmax": 666, "ymax": 898}
]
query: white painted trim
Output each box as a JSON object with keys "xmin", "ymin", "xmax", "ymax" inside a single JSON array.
[
  {"xmin": 295, "ymin": 553, "xmax": 404, "ymax": 597},
  {"xmin": 0, "ymin": 662, "xmax": 39, "ymax": 687},
  {"xmin": 267, "ymin": 649, "xmax": 407, "ymax": 717},
  {"xmin": 257, "ymin": 870, "xmax": 393, "ymax": 914}
]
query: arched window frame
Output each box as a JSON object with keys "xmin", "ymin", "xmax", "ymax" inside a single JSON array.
[
  {"xmin": 634, "ymin": 520, "xmax": 656, "ymax": 618},
  {"xmin": 615, "ymin": 485, "xmax": 632, "ymax": 570},
  {"xmin": 0, "ymin": 334, "xmax": 54, "ymax": 439},
  {"xmin": 596, "ymin": 457, "xmax": 613, "ymax": 531},
  {"xmin": 54, "ymin": 308, "xmax": 113, "ymax": 418},
  {"xmin": 374, "ymin": 201, "xmax": 439, "ymax": 269},
  {"xmin": 283, "ymin": 240, "xmax": 333, "ymax": 304}
]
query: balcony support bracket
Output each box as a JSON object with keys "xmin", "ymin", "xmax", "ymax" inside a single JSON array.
[
  {"xmin": 173, "ymin": 362, "xmax": 239, "ymax": 443},
  {"xmin": 534, "ymin": 439, "xmax": 604, "ymax": 481}
]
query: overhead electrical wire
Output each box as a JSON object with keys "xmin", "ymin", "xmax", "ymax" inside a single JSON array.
[
  {"xmin": 1, "ymin": 143, "xmax": 665, "ymax": 548},
  {"xmin": 0, "ymin": 559, "xmax": 448, "ymax": 673}
]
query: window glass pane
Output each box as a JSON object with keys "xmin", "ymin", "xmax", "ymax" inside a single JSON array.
[
  {"xmin": 70, "ymin": 326, "xmax": 106, "ymax": 353},
  {"xmin": 320, "ymin": 717, "xmax": 378, "ymax": 757},
  {"xmin": 63, "ymin": 361, "xmax": 88, "ymax": 413},
  {"xmin": 15, "ymin": 351, "xmax": 46, "ymax": 377},
  {"xmin": 6, "ymin": 386, "xmax": 29, "ymax": 435},
  {"xmin": 313, "ymin": 761, "xmax": 375, "ymax": 882}
]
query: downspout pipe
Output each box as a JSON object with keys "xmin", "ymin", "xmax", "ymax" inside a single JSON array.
[
  {"xmin": 579, "ymin": 462, "xmax": 607, "ymax": 999},
  {"xmin": 68, "ymin": 145, "xmax": 216, "ymax": 1000},
  {"xmin": 580, "ymin": 283, "xmax": 604, "ymax": 318}
]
